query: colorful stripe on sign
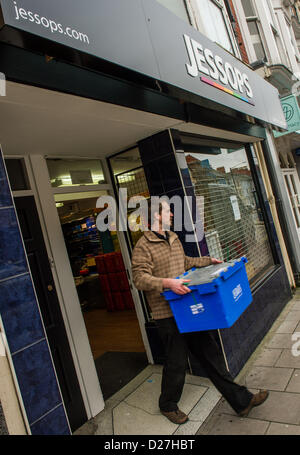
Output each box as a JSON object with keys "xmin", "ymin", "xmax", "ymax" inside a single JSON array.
[{"xmin": 200, "ymin": 76, "xmax": 255, "ymax": 106}]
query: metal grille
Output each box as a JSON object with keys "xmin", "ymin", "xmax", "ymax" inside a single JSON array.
[
  {"xmin": 186, "ymin": 149, "xmax": 274, "ymax": 284},
  {"xmin": 116, "ymin": 167, "xmax": 150, "ymax": 247},
  {"xmin": 116, "ymin": 167, "xmax": 150, "ymax": 200}
]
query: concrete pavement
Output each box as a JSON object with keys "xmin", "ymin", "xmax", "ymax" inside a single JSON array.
[{"xmin": 75, "ymin": 288, "xmax": 300, "ymax": 436}]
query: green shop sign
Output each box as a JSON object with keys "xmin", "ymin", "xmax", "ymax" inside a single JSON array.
[{"xmin": 273, "ymin": 95, "xmax": 300, "ymax": 137}]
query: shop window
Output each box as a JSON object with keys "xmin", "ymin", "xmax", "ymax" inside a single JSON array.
[
  {"xmin": 47, "ymin": 158, "xmax": 106, "ymax": 187},
  {"xmin": 156, "ymin": 0, "xmax": 191, "ymax": 24},
  {"xmin": 109, "ymin": 148, "xmax": 150, "ymax": 248},
  {"xmin": 195, "ymin": 0, "xmax": 234, "ymax": 53},
  {"xmin": 108, "ymin": 147, "xmax": 151, "ymax": 321},
  {"xmin": 185, "ymin": 146, "xmax": 275, "ymax": 285},
  {"xmin": 4, "ymin": 158, "xmax": 30, "ymax": 191}
]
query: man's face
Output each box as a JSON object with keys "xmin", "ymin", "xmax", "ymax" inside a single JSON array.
[{"xmin": 159, "ymin": 202, "xmax": 173, "ymax": 230}]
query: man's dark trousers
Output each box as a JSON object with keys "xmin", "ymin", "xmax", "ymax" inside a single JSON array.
[{"xmin": 156, "ymin": 317, "xmax": 253, "ymax": 414}]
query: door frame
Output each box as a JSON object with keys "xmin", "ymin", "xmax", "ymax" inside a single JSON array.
[
  {"xmin": 282, "ymin": 168, "xmax": 300, "ymax": 240},
  {"xmin": 26, "ymin": 154, "xmax": 152, "ymax": 419},
  {"xmin": 101, "ymin": 158, "xmax": 154, "ymax": 363}
]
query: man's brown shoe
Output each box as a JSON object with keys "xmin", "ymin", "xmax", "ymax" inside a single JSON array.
[
  {"xmin": 161, "ymin": 409, "xmax": 189, "ymax": 424},
  {"xmin": 238, "ymin": 390, "xmax": 269, "ymax": 417}
]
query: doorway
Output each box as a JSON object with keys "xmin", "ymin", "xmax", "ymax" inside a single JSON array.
[{"xmin": 47, "ymin": 157, "xmax": 148, "ymax": 401}]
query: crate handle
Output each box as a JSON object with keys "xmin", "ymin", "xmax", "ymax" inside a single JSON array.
[
  {"xmin": 219, "ymin": 256, "xmax": 247, "ymax": 281},
  {"xmin": 189, "ymin": 286, "xmax": 216, "ymax": 296}
]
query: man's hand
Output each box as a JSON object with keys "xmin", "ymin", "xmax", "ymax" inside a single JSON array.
[
  {"xmin": 163, "ymin": 278, "xmax": 191, "ymax": 295},
  {"xmin": 211, "ymin": 258, "xmax": 223, "ymax": 264}
]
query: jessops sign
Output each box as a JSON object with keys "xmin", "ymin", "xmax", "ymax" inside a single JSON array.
[
  {"xmin": 183, "ymin": 34, "xmax": 254, "ymax": 106},
  {"xmin": 0, "ymin": 0, "xmax": 286, "ymax": 129}
]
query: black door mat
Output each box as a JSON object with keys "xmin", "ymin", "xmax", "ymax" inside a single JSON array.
[{"xmin": 94, "ymin": 351, "xmax": 148, "ymax": 400}]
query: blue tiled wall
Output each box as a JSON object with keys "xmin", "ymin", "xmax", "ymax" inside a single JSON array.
[{"xmin": 0, "ymin": 151, "xmax": 70, "ymax": 435}]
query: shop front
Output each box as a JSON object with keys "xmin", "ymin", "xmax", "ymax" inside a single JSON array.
[{"xmin": 0, "ymin": 0, "xmax": 293, "ymax": 435}]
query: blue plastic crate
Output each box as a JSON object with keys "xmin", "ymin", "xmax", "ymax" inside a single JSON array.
[{"xmin": 162, "ymin": 257, "xmax": 252, "ymax": 333}]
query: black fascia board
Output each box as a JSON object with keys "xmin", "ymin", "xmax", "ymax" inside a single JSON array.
[{"xmin": 0, "ymin": 36, "xmax": 266, "ymax": 140}]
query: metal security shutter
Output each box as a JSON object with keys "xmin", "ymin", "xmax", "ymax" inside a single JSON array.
[{"xmin": 185, "ymin": 147, "xmax": 274, "ymax": 284}]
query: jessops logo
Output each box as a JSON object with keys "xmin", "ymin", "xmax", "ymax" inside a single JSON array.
[
  {"xmin": 12, "ymin": 1, "xmax": 90, "ymax": 44},
  {"xmin": 183, "ymin": 34, "xmax": 254, "ymax": 106}
]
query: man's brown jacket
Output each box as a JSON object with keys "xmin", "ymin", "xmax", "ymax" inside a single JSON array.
[{"xmin": 131, "ymin": 231, "xmax": 212, "ymax": 320}]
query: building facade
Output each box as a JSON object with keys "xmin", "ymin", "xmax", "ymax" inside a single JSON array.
[
  {"xmin": 232, "ymin": 0, "xmax": 300, "ymax": 283},
  {"xmin": 0, "ymin": 0, "xmax": 294, "ymax": 435}
]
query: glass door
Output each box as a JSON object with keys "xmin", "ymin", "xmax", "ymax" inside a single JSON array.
[
  {"xmin": 107, "ymin": 147, "xmax": 152, "ymax": 323},
  {"xmin": 46, "ymin": 157, "xmax": 150, "ymax": 399}
]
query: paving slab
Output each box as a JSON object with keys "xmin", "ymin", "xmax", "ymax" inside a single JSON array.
[
  {"xmin": 188, "ymin": 387, "xmax": 222, "ymax": 421},
  {"xmin": 124, "ymin": 373, "xmax": 206, "ymax": 415},
  {"xmin": 113, "ymin": 401, "xmax": 177, "ymax": 435},
  {"xmin": 197, "ymin": 413, "xmax": 269, "ymax": 435},
  {"xmin": 276, "ymin": 320, "xmax": 299, "ymax": 334},
  {"xmin": 266, "ymin": 422, "xmax": 300, "ymax": 435},
  {"xmin": 174, "ymin": 420, "xmax": 203, "ymax": 435},
  {"xmin": 284, "ymin": 311, "xmax": 300, "ymax": 322},
  {"xmin": 286, "ymin": 370, "xmax": 300, "ymax": 393},
  {"xmin": 244, "ymin": 366, "xmax": 293, "ymax": 391},
  {"xmin": 248, "ymin": 391, "xmax": 300, "ymax": 424},
  {"xmin": 211, "ymin": 388, "xmax": 259, "ymax": 416},
  {"xmin": 275, "ymin": 349, "xmax": 300, "ymax": 368},
  {"xmin": 253, "ymin": 348, "xmax": 282, "ymax": 366},
  {"xmin": 290, "ymin": 302, "xmax": 300, "ymax": 311},
  {"xmin": 265, "ymin": 333, "xmax": 294, "ymax": 349}
]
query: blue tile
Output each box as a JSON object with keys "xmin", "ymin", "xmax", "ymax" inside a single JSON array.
[
  {"xmin": 12, "ymin": 340, "xmax": 62, "ymax": 424},
  {"xmin": 159, "ymin": 155, "xmax": 181, "ymax": 192},
  {"xmin": 30, "ymin": 404, "xmax": 70, "ymax": 435},
  {"xmin": 0, "ymin": 208, "xmax": 28, "ymax": 281},
  {"xmin": 143, "ymin": 161, "xmax": 164, "ymax": 195},
  {"xmin": 0, "ymin": 154, "xmax": 13, "ymax": 208},
  {"xmin": 0, "ymin": 274, "xmax": 45, "ymax": 354}
]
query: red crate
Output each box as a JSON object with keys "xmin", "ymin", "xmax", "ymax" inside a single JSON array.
[
  {"xmin": 113, "ymin": 292, "xmax": 125, "ymax": 310},
  {"xmin": 114, "ymin": 252, "xmax": 125, "ymax": 271},
  {"xmin": 107, "ymin": 273, "xmax": 119, "ymax": 291},
  {"xmin": 95, "ymin": 255, "xmax": 106, "ymax": 274},
  {"xmin": 103, "ymin": 253, "xmax": 116, "ymax": 273},
  {"xmin": 104, "ymin": 252, "xmax": 125, "ymax": 272},
  {"xmin": 108, "ymin": 271, "xmax": 130, "ymax": 291},
  {"xmin": 98, "ymin": 274, "xmax": 110, "ymax": 292},
  {"xmin": 117, "ymin": 271, "xmax": 130, "ymax": 291},
  {"xmin": 122, "ymin": 290, "xmax": 135, "ymax": 310}
]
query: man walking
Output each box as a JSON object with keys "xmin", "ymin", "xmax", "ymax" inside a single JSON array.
[{"xmin": 131, "ymin": 199, "xmax": 268, "ymax": 424}]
